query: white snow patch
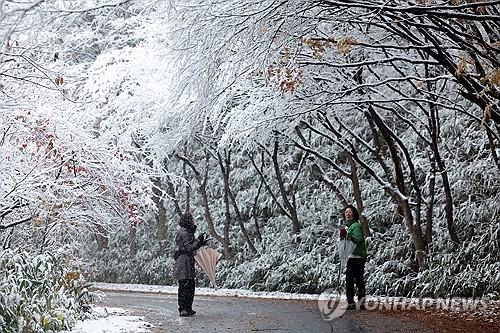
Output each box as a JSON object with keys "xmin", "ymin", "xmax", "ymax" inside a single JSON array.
[{"xmin": 63, "ymin": 306, "xmax": 151, "ymax": 333}]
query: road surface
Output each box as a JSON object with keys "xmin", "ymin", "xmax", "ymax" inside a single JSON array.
[{"xmin": 96, "ymin": 290, "xmax": 439, "ymax": 333}]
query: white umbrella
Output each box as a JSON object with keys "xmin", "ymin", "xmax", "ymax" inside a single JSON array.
[
  {"xmin": 337, "ymin": 238, "xmax": 357, "ymax": 273},
  {"xmin": 336, "ymin": 238, "xmax": 357, "ymax": 289},
  {"xmin": 194, "ymin": 247, "xmax": 223, "ymax": 288}
]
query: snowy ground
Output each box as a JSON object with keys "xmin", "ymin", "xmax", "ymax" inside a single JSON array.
[
  {"xmin": 67, "ymin": 306, "xmax": 152, "ymax": 333},
  {"xmin": 65, "ymin": 283, "xmax": 322, "ymax": 333}
]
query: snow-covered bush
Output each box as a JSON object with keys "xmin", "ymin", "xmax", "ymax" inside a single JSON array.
[
  {"xmin": 89, "ymin": 247, "xmax": 175, "ymax": 286},
  {"xmin": 0, "ymin": 249, "xmax": 94, "ymax": 333},
  {"xmin": 365, "ymin": 193, "xmax": 500, "ymax": 298},
  {"xmin": 82, "ymin": 223, "xmax": 176, "ymax": 286},
  {"xmin": 217, "ymin": 218, "xmax": 339, "ymax": 293}
]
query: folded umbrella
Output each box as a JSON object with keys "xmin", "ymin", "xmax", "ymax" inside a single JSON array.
[
  {"xmin": 194, "ymin": 247, "xmax": 223, "ymax": 289},
  {"xmin": 336, "ymin": 238, "xmax": 357, "ymax": 289}
]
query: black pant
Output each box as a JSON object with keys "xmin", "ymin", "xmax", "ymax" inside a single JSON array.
[
  {"xmin": 346, "ymin": 258, "xmax": 366, "ymax": 304},
  {"xmin": 178, "ymin": 279, "xmax": 196, "ymax": 313}
]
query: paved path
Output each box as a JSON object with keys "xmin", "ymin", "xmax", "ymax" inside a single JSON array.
[{"xmin": 96, "ymin": 291, "xmax": 436, "ymax": 333}]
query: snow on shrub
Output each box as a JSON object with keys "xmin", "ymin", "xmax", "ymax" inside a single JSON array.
[{"xmin": 0, "ymin": 249, "xmax": 94, "ymax": 332}]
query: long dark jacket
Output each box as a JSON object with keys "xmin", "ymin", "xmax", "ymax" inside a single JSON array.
[{"xmin": 172, "ymin": 225, "xmax": 202, "ymax": 280}]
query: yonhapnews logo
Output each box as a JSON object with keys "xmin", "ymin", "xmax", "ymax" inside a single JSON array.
[
  {"xmin": 317, "ymin": 289, "xmax": 346, "ymax": 320},
  {"xmin": 318, "ymin": 289, "xmax": 491, "ymax": 321}
]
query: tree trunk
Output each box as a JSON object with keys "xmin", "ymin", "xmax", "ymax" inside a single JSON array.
[
  {"xmin": 425, "ymin": 163, "xmax": 435, "ymax": 249},
  {"xmin": 400, "ymin": 200, "xmax": 428, "ymax": 271},
  {"xmin": 366, "ymin": 107, "xmax": 428, "ymax": 270},
  {"xmin": 248, "ymin": 150, "xmax": 297, "ymax": 233},
  {"xmin": 152, "ymin": 178, "xmax": 167, "ymax": 256},
  {"xmin": 429, "ymin": 105, "xmax": 461, "ymax": 247},
  {"xmin": 164, "ymin": 171, "xmax": 183, "ymax": 216},
  {"xmin": 252, "ymin": 178, "xmax": 264, "ymax": 244},
  {"xmin": 129, "ymin": 225, "xmax": 138, "ymax": 258},
  {"xmin": 272, "ymin": 139, "xmax": 300, "ymax": 233},
  {"xmin": 222, "ymin": 184, "xmax": 232, "ymax": 258},
  {"xmin": 218, "ymin": 150, "xmax": 258, "ymax": 254},
  {"xmin": 175, "ymin": 151, "xmax": 229, "ymax": 257},
  {"xmin": 95, "ymin": 224, "xmax": 109, "ymax": 251},
  {"xmin": 440, "ymin": 169, "xmax": 461, "ymax": 246},
  {"xmin": 348, "ymin": 155, "xmax": 371, "ymax": 237}
]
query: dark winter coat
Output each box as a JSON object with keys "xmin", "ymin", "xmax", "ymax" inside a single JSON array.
[{"xmin": 172, "ymin": 225, "xmax": 202, "ymax": 280}]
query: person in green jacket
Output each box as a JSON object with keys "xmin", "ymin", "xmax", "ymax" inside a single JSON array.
[{"xmin": 340, "ymin": 204, "xmax": 367, "ymax": 310}]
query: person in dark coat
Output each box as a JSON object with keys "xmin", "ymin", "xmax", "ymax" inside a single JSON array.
[
  {"xmin": 173, "ymin": 212, "xmax": 207, "ymax": 317},
  {"xmin": 340, "ymin": 204, "xmax": 367, "ymax": 310}
]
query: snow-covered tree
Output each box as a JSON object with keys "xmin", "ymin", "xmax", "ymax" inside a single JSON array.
[
  {"xmin": 0, "ymin": 0, "xmax": 154, "ymax": 251},
  {"xmin": 158, "ymin": 0, "xmax": 499, "ymax": 271}
]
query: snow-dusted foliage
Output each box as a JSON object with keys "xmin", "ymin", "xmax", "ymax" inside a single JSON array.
[
  {"xmin": 0, "ymin": 1, "xmax": 155, "ymax": 249},
  {"xmin": 0, "ymin": 101, "xmax": 153, "ymax": 252},
  {"xmin": 1, "ymin": 2, "xmax": 156, "ymax": 331},
  {"xmin": 0, "ymin": 249, "xmax": 94, "ymax": 332},
  {"xmin": 82, "ymin": 220, "xmax": 176, "ymax": 286}
]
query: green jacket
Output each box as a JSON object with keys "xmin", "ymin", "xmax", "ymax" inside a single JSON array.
[{"xmin": 347, "ymin": 220, "xmax": 367, "ymax": 258}]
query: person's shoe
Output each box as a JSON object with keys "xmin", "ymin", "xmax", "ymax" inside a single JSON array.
[
  {"xmin": 346, "ymin": 303, "xmax": 356, "ymax": 310},
  {"xmin": 180, "ymin": 310, "xmax": 189, "ymax": 317},
  {"xmin": 359, "ymin": 303, "xmax": 366, "ymax": 310},
  {"xmin": 187, "ymin": 310, "xmax": 196, "ymax": 316}
]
